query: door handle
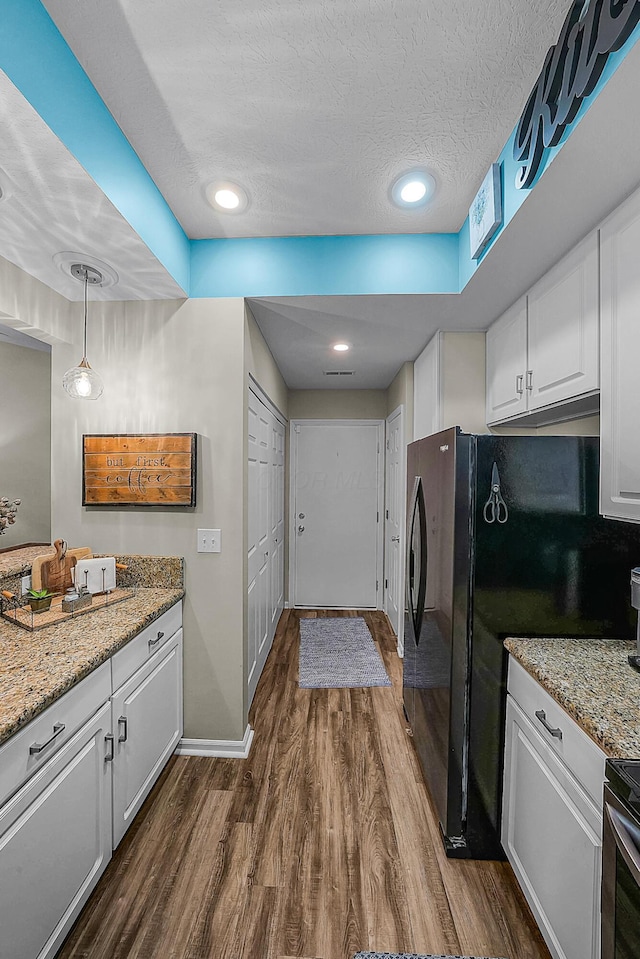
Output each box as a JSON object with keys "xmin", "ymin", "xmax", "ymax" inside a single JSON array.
[{"xmin": 391, "ymin": 535, "xmax": 400, "ymax": 542}]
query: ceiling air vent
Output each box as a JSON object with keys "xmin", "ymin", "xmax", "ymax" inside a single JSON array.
[{"xmin": 323, "ymin": 370, "xmax": 354, "ymax": 376}]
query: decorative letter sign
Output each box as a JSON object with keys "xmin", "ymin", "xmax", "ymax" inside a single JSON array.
[
  {"xmin": 514, "ymin": 0, "xmax": 640, "ymax": 189},
  {"xmin": 83, "ymin": 433, "xmax": 197, "ymax": 507}
]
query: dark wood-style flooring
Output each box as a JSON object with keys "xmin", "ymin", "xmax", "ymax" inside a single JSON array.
[{"xmin": 56, "ymin": 610, "xmax": 551, "ymax": 959}]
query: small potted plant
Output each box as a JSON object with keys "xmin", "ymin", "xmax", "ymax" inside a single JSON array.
[{"xmin": 27, "ymin": 588, "xmax": 54, "ymax": 614}]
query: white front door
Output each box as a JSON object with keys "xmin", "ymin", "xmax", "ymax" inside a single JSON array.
[
  {"xmin": 384, "ymin": 406, "xmax": 405, "ymax": 653},
  {"xmin": 291, "ymin": 420, "xmax": 383, "ymax": 608}
]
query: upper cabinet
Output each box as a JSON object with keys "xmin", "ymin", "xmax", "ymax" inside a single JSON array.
[
  {"xmin": 414, "ymin": 331, "xmax": 487, "ymax": 440},
  {"xmin": 486, "ymin": 232, "xmax": 600, "ymax": 427},
  {"xmin": 600, "ymin": 186, "xmax": 640, "ymax": 523}
]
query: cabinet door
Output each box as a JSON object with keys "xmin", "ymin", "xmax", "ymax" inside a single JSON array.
[
  {"xmin": 0, "ymin": 702, "xmax": 112, "ymax": 959},
  {"xmin": 600, "ymin": 187, "xmax": 640, "ymax": 522},
  {"xmin": 413, "ymin": 333, "xmax": 441, "ymax": 440},
  {"xmin": 111, "ymin": 630, "xmax": 183, "ymax": 848},
  {"xmin": 485, "ymin": 297, "xmax": 528, "ymax": 424},
  {"xmin": 527, "ymin": 232, "xmax": 599, "ymax": 411},
  {"xmin": 502, "ymin": 695, "xmax": 601, "ymax": 959}
]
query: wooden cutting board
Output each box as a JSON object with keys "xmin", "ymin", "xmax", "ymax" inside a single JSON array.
[{"xmin": 32, "ymin": 542, "xmax": 92, "ymax": 593}]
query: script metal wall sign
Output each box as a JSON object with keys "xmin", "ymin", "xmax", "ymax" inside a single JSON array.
[
  {"xmin": 514, "ymin": 0, "xmax": 640, "ymax": 189},
  {"xmin": 83, "ymin": 433, "xmax": 197, "ymax": 507}
]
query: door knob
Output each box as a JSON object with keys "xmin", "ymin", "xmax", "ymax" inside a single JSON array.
[
  {"xmin": 298, "ymin": 512, "xmax": 305, "ymax": 519},
  {"xmin": 298, "ymin": 525, "xmax": 305, "ymax": 533},
  {"xmin": 391, "ymin": 535, "xmax": 400, "ymax": 542}
]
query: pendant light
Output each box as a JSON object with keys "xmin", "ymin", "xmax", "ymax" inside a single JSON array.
[{"xmin": 62, "ymin": 263, "xmax": 104, "ymax": 400}]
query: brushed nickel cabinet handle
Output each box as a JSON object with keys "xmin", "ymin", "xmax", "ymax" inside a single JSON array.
[
  {"xmin": 117, "ymin": 716, "xmax": 128, "ymax": 743},
  {"xmin": 29, "ymin": 722, "xmax": 65, "ymax": 755},
  {"xmin": 148, "ymin": 630, "xmax": 164, "ymax": 649},
  {"xmin": 535, "ymin": 709, "xmax": 562, "ymax": 740},
  {"xmin": 104, "ymin": 733, "xmax": 115, "ymax": 763},
  {"xmin": 516, "ymin": 374, "xmax": 524, "ymax": 396},
  {"xmin": 526, "ymin": 370, "xmax": 533, "ymax": 391}
]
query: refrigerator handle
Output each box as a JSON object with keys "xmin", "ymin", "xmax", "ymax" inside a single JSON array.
[{"xmin": 406, "ymin": 476, "xmax": 428, "ymax": 644}]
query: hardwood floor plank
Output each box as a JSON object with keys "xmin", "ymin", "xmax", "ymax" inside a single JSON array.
[{"xmin": 56, "ymin": 608, "xmax": 551, "ymax": 959}]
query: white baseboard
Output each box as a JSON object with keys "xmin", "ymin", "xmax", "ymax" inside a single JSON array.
[{"xmin": 176, "ymin": 724, "xmax": 254, "ymax": 759}]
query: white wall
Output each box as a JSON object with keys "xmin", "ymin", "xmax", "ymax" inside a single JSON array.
[
  {"xmin": 0, "ymin": 340, "xmax": 51, "ymax": 547},
  {"xmin": 0, "ymin": 255, "xmax": 250, "ymax": 743}
]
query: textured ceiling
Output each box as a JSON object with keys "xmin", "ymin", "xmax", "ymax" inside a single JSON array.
[
  {"xmin": 42, "ymin": 0, "xmax": 571, "ymax": 239},
  {"xmin": 0, "ymin": 70, "xmax": 185, "ymax": 302}
]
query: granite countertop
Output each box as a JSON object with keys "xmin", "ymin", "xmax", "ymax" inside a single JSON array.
[
  {"xmin": 0, "ymin": 587, "xmax": 184, "ymax": 747},
  {"xmin": 505, "ymin": 637, "xmax": 640, "ymax": 758}
]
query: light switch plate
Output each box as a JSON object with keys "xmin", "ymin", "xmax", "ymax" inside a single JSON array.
[{"xmin": 197, "ymin": 529, "xmax": 221, "ymax": 553}]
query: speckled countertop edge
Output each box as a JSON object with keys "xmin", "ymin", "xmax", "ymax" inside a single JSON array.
[
  {"xmin": 505, "ymin": 637, "xmax": 640, "ymax": 758},
  {"xmin": 0, "ymin": 587, "xmax": 184, "ymax": 747}
]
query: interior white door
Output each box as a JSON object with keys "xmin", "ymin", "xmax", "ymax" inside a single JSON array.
[
  {"xmin": 384, "ymin": 406, "xmax": 405, "ymax": 652},
  {"xmin": 292, "ymin": 420, "xmax": 382, "ymax": 608},
  {"xmin": 247, "ymin": 385, "xmax": 286, "ymax": 706}
]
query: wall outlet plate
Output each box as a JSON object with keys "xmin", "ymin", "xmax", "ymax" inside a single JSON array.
[{"xmin": 197, "ymin": 529, "xmax": 221, "ymax": 553}]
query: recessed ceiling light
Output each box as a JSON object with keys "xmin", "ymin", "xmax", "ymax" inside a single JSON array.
[
  {"xmin": 333, "ymin": 342, "xmax": 350, "ymax": 352},
  {"xmin": 206, "ymin": 180, "xmax": 249, "ymax": 214},
  {"xmin": 390, "ymin": 170, "xmax": 436, "ymax": 209}
]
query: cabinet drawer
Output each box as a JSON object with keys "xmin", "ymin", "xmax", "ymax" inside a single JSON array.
[
  {"xmin": 111, "ymin": 601, "xmax": 182, "ymax": 691},
  {"xmin": 0, "ymin": 661, "xmax": 111, "ymax": 808},
  {"xmin": 508, "ymin": 656, "xmax": 606, "ymax": 809}
]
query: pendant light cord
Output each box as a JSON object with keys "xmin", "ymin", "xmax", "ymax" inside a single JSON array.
[{"xmin": 83, "ymin": 271, "xmax": 88, "ymax": 360}]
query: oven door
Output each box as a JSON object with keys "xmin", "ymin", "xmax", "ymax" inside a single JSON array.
[{"xmin": 602, "ymin": 784, "xmax": 640, "ymax": 959}]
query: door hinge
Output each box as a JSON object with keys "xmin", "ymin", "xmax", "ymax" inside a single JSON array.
[
  {"xmin": 294, "ymin": 424, "xmax": 301, "ymax": 433},
  {"xmin": 385, "ymin": 578, "xmax": 388, "ymax": 589},
  {"xmin": 377, "ymin": 511, "xmax": 379, "ymax": 522},
  {"xmin": 376, "ymin": 580, "xmax": 379, "ymax": 591},
  {"xmin": 386, "ymin": 509, "xmax": 389, "ymax": 520}
]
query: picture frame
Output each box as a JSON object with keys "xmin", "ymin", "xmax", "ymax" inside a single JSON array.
[
  {"xmin": 82, "ymin": 433, "xmax": 197, "ymax": 508},
  {"xmin": 469, "ymin": 163, "xmax": 502, "ymax": 260}
]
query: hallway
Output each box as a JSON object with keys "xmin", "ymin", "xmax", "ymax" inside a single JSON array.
[{"xmin": 56, "ymin": 610, "xmax": 550, "ymax": 959}]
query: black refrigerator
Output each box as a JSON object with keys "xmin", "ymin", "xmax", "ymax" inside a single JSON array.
[{"xmin": 403, "ymin": 427, "xmax": 640, "ymax": 860}]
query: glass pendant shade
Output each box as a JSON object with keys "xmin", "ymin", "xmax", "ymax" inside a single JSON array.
[
  {"xmin": 62, "ymin": 263, "xmax": 104, "ymax": 400},
  {"xmin": 62, "ymin": 356, "xmax": 103, "ymax": 399}
]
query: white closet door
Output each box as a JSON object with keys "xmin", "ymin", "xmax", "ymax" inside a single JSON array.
[{"xmin": 248, "ymin": 386, "xmax": 286, "ymax": 706}]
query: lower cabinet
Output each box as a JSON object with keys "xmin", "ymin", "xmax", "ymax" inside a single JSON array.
[
  {"xmin": 502, "ymin": 660, "xmax": 605, "ymax": 959},
  {"xmin": 0, "ymin": 601, "xmax": 183, "ymax": 959},
  {"xmin": 0, "ymin": 701, "xmax": 113, "ymax": 959},
  {"xmin": 112, "ymin": 629, "xmax": 183, "ymax": 847}
]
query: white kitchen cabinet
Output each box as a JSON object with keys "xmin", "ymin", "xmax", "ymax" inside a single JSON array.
[
  {"xmin": 486, "ymin": 232, "xmax": 600, "ymax": 426},
  {"xmin": 413, "ymin": 331, "xmax": 487, "ymax": 440},
  {"xmin": 0, "ymin": 700, "xmax": 112, "ymax": 959},
  {"xmin": 502, "ymin": 658, "xmax": 605, "ymax": 959},
  {"xmin": 600, "ymin": 184, "xmax": 640, "ymax": 522},
  {"xmin": 485, "ymin": 296, "xmax": 528, "ymax": 423},
  {"xmin": 247, "ymin": 383, "xmax": 285, "ymax": 707},
  {"xmin": 111, "ymin": 628, "xmax": 183, "ymax": 847}
]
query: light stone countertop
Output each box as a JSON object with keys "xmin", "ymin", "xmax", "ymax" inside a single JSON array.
[
  {"xmin": 0, "ymin": 587, "xmax": 183, "ymax": 746},
  {"xmin": 504, "ymin": 637, "xmax": 640, "ymax": 758}
]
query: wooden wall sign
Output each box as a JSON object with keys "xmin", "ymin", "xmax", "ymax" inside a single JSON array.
[
  {"xmin": 83, "ymin": 433, "xmax": 197, "ymax": 507},
  {"xmin": 514, "ymin": 0, "xmax": 640, "ymax": 189}
]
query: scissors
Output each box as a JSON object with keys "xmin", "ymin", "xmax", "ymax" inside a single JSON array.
[{"xmin": 483, "ymin": 462, "xmax": 509, "ymax": 524}]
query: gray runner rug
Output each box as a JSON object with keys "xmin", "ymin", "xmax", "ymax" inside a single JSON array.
[
  {"xmin": 299, "ymin": 617, "xmax": 392, "ymax": 688},
  {"xmin": 353, "ymin": 953, "xmax": 509, "ymax": 959}
]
